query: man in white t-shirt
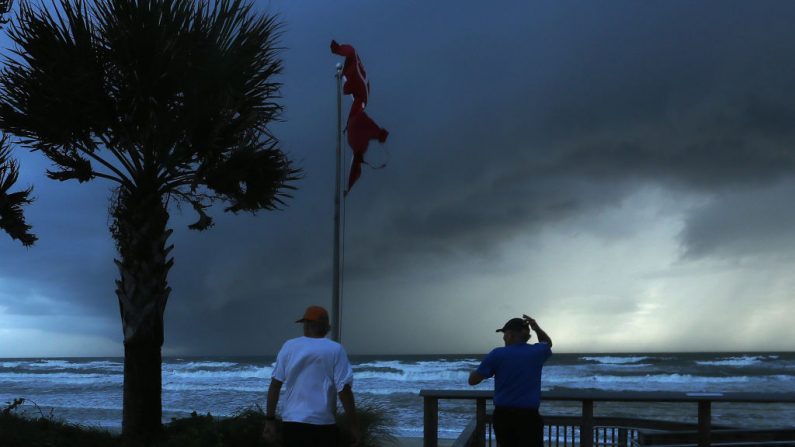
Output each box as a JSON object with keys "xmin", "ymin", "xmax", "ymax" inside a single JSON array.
[{"xmin": 262, "ymin": 305, "xmax": 360, "ymax": 447}]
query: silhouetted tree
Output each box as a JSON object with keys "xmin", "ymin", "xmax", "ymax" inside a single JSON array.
[
  {"xmin": 0, "ymin": 136, "xmax": 36, "ymax": 246},
  {"xmin": 0, "ymin": 0, "xmax": 36, "ymax": 247},
  {"xmin": 0, "ymin": 0, "xmax": 298, "ymax": 441}
]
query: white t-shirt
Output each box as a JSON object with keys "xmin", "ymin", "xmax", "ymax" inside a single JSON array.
[{"xmin": 272, "ymin": 336, "xmax": 354, "ymax": 425}]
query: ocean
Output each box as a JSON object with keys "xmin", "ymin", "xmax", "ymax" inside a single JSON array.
[{"xmin": 1, "ymin": 352, "xmax": 794, "ymax": 439}]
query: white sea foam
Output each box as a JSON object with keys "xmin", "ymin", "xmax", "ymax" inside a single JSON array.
[
  {"xmin": 22, "ymin": 360, "xmax": 75, "ymax": 369},
  {"xmin": 0, "ymin": 372, "xmax": 121, "ymax": 386},
  {"xmin": 162, "ymin": 383, "xmax": 265, "ymax": 393},
  {"xmin": 0, "ymin": 361, "xmax": 23, "ymax": 368},
  {"xmin": 695, "ymin": 356, "xmax": 774, "ymax": 366},
  {"xmin": 163, "ymin": 365, "xmax": 272, "ymax": 381},
  {"xmin": 555, "ymin": 373, "xmax": 749, "ymax": 384},
  {"xmin": 358, "ymin": 387, "xmax": 422, "ymax": 395},
  {"xmin": 79, "ymin": 361, "xmax": 123, "ymax": 371},
  {"xmin": 353, "ymin": 360, "xmax": 477, "ymax": 382},
  {"xmin": 4, "ymin": 360, "xmax": 123, "ymax": 372},
  {"xmin": 544, "ymin": 373, "xmax": 766, "ymax": 392},
  {"xmin": 165, "ymin": 361, "xmax": 239, "ymax": 370},
  {"xmin": 355, "ymin": 368, "xmax": 470, "ymax": 382}
]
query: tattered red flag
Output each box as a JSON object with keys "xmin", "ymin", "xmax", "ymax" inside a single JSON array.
[
  {"xmin": 346, "ymin": 109, "xmax": 389, "ymax": 191},
  {"xmin": 331, "ymin": 40, "xmax": 369, "ymax": 106},
  {"xmin": 331, "ymin": 40, "xmax": 389, "ymax": 193}
]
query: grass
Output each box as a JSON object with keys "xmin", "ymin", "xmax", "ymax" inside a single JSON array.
[{"xmin": 1, "ymin": 398, "xmax": 397, "ymax": 447}]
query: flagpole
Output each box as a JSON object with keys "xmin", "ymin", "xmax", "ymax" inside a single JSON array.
[{"xmin": 332, "ymin": 63, "xmax": 343, "ymax": 342}]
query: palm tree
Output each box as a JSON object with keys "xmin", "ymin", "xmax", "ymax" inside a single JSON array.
[
  {"xmin": 0, "ymin": 0, "xmax": 299, "ymax": 440},
  {"xmin": 0, "ymin": 0, "xmax": 36, "ymax": 248}
]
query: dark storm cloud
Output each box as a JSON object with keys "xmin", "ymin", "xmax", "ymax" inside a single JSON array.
[
  {"xmin": 680, "ymin": 180, "xmax": 795, "ymax": 259},
  {"xmin": 324, "ymin": 0, "xmax": 795, "ymax": 274},
  {"xmin": 4, "ymin": 0, "xmax": 795, "ymax": 354}
]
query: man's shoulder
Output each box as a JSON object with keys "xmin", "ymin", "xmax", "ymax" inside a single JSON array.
[
  {"xmin": 280, "ymin": 336, "xmax": 308, "ymax": 350},
  {"xmin": 283, "ymin": 336, "xmax": 303, "ymax": 345},
  {"xmin": 287, "ymin": 336, "xmax": 345, "ymax": 351},
  {"xmin": 525, "ymin": 342, "xmax": 551, "ymax": 351},
  {"xmin": 486, "ymin": 346, "xmax": 507, "ymax": 357},
  {"xmin": 527, "ymin": 342, "xmax": 552, "ymax": 360}
]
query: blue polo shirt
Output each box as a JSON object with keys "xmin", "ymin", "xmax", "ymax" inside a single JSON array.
[{"xmin": 476, "ymin": 342, "xmax": 552, "ymax": 409}]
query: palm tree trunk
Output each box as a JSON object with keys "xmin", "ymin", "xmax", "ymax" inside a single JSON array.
[{"xmin": 112, "ymin": 186, "xmax": 173, "ymax": 442}]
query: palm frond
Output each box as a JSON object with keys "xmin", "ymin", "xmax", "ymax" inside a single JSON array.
[
  {"xmin": 0, "ymin": 0, "xmax": 12, "ymax": 26},
  {"xmin": 0, "ymin": 135, "xmax": 36, "ymax": 246}
]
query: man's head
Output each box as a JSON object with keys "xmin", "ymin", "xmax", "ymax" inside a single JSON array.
[
  {"xmin": 496, "ymin": 317, "xmax": 530, "ymax": 346},
  {"xmin": 296, "ymin": 305, "xmax": 330, "ymax": 337}
]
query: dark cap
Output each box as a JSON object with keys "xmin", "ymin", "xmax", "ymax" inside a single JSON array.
[
  {"xmin": 296, "ymin": 305, "xmax": 329, "ymax": 323},
  {"xmin": 496, "ymin": 318, "xmax": 528, "ymax": 333}
]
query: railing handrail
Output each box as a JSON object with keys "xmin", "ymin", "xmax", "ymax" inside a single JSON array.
[
  {"xmin": 420, "ymin": 389, "xmax": 795, "ymax": 447},
  {"xmin": 419, "ymin": 389, "xmax": 795, "ymax": 403}
]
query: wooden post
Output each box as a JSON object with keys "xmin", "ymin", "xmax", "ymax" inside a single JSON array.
[
  {"xmin": 618, "ymin": 428, "xmax": 628, "ymax": 447},
  {"xmin": 424, "ymin": 396, "xmax": 439, "ymax": 447},
  {"xmin": 581, "ymin": 399, "xmax": 594, "ymax": 447},
  {"xmin": 698, "ymin": 400, "xmax": 711, "ymax": 447},
  {"xmin": 475, "ymin": 398, "xmax": 486, "ymax": 447}
]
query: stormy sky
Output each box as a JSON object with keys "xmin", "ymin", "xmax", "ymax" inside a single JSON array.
[{"xmin": 2, "ymin": 0, "xmax": 795, "ymax": 357}]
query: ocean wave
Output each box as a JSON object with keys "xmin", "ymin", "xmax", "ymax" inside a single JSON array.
[
  {"xmin": 541, "ymin": 373, "xmax": 791, "ymax": 392},
  {"xmin": 162, "ymin": 383, "xmax": 265, "ymax": 393},
  {"xmin": 355, "ymin": 369, "xmax": 470, "ymax": 382},
  {"xmin": 579, "ymin": 356, "xmax": 650, "ymax": 364},
  {"xmin": 0, "ymin": 361, "xmax": 23, "ymax": 368},
  {"xmin": 8, "ymin": 401, "xmax": 122, "ymax": 413},
  {"xmin": 574, "ymin": 374, "xmax": 750, "ymax": 384},
  {"xmin": 162, "ymin": 366, "xmax": 272, "ymax": 380},
  {"xmin": 356, "ymin": 360, "xmax": 477, "ymax": 371},
  {"xmin": 353, "ymin": 366, "xmax": 404, "ymax": 374},
  {"xmin": 165, "ymin": 361, "xmax": 239, "ymax": 370},
  {"xmin": 22, "ymin": 360, "xmax": 76, "ymax": 369},
  {"xmin": 765, "ymin": 374, "xmax": 795, "ymax": 381},
  {"xmin": 359, "ymin": 387, "xmax": 421, "ymax": 396},
  {"xmin": 1, "ymin": 360, "xmax": 123, "ymax": 373},
  {"xmin": 582, "ymin": 363, "xmax": 654, "ymax": 369},
  {"xmin": 0, "ymin": 372, "xmax": 121, "ymax": 386},
  {"xmin": 351, "ymin": 360, "xmax": 479, "ymax": 382},
  {"xmin": 695, "ymin": 355, "xmax": 778, "ymax": 367}
]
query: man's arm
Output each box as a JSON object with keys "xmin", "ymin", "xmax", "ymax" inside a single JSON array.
[
  {"xmin": 338, "ymin": 384, "xmax": 361, "ymax": 446},
  {"xmin": 468, "ymin": 371, "xmax": 486, "ymax": 386},
  {"xmin": 524, "ymin": 314, "xmax": 552, "ymax": 347},
  {"xmin": 266, "ymin": 378, "xmax": 282, "ymax": 418},
  {"xmin": 470, "ymin": 350, "xmax": 496, "ymax": 386},
  {"xmin": 262, "ymin": 378, "xmax": 283, "ymax": 441}
]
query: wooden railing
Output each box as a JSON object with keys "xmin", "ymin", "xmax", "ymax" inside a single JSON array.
[{"xmin": 419, "ymin": 389, "xmax": 795, "ymax": 447}]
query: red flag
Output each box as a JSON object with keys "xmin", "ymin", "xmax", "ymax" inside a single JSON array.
[
  {"xmin": 346, "ymin": 110, "xmax": 389, "ymax": 191},
  {"xmin": 331, "ymin": 40, "xmax": 369, "ymax": 106},
  {"xmin": 331, "ymin": 40, "xmax": 389, "ymax": 193}
]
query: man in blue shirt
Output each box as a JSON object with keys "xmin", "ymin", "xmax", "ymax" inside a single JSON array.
[{"xmin": 469, "ymin": 314, "xmax": 553, "ymax": 447}]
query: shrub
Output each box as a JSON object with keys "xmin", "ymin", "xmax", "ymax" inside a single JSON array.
[{"xmin": 1, "ymin": 399, "xmax": 397, "ymax": 447}]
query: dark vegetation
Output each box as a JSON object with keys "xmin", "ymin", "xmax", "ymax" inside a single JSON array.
[{"xmin": 1, "ymin": 398, "xmax": 397, "ymax": 447}]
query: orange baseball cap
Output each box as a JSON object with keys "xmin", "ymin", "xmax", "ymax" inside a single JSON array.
[{"xmin": 296, "ymin": 305, "xmax": 329, "ymax": 323}]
